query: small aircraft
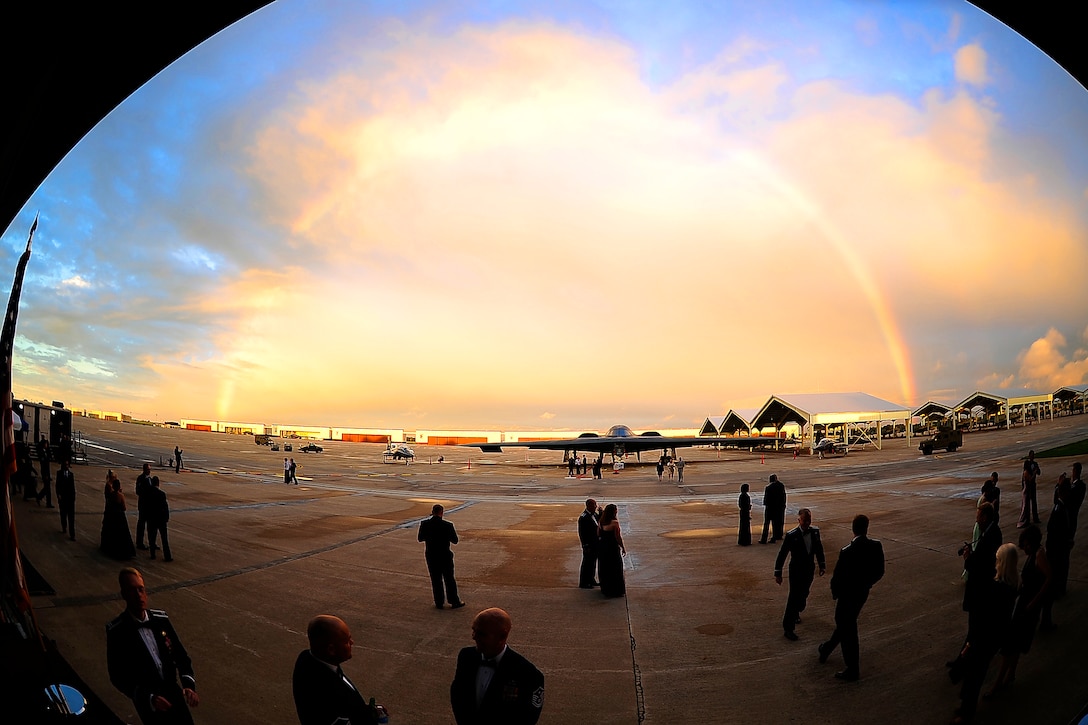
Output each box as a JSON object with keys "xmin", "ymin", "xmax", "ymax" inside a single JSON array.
[
  {"xmin": 813, "ymin": 437, "xmax": 848, "ymax": 458},
  {"xmin": 464, "ymin": 424, "xmax": 777, "ymax": 462},
  {"xmin": 383, "ymin": 443, "xmax": 415, "ymax": 463}
]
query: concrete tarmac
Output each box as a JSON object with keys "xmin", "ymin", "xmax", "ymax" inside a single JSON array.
[{"xmin": 13, "ymin": 416, "xmax": 1088, "ymax": 724}]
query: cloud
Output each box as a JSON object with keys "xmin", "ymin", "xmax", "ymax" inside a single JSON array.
[
  {"xmin": 9, "ymin": 8, "xmax": 1088, "ymax": 427},
  {"xmin": 954, "ymin": 44, "xmax": 989, "ymax": 86},
  {"xmin": 1015, "ymin": 328, "xmax": 1088, "ymax": 389}
]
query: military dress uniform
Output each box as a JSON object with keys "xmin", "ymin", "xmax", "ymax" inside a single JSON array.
[
  {"xmin": 106, "ymin": 608, "xmax": 196, "ymax": 725},
  {"xmin": 450, "ymin": 645, "xmax": 544, "ymax": 725},
  {"xmin": 774, "ymin": 524, "xmax": 825, "ymax": 637}
]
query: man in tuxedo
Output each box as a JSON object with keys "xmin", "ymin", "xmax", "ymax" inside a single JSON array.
[
  {"xmin": 56, "ymin": 457, "xmax": 76, "ymax": 540},
  {"xmin": 450, "ymin": 608, "xmax": 544, "ymax": 725},
  {"xmin": 774, "ymin": 507, "xmax": 825, "ymax": 640},
  {"xmin": 135, "ymin": 463, "xmax": 153, "ymax": 550},
  {"xmin": 292, "ymin": 615, "xmax": 384, "ymax": 725},
  {"xmin": 146, "ymin": 477, "xmax": 173, "ymax": 562},
  {"xmin": 578, "ymin": 498, "xmax": 601, "ymax": 589},
  {"xmin": 819, "ymin": 514, "xmax": 886, "ymax": 681},
  {"xmin": 418, "ymin": 504, "xmax": 465, "ymax": 609},
  {"xmin": 759, "ymin": 474, "xmax": 786, "ymax": 544},
  {"xmin": 106, "ymin": 568, "xmax": 199, "ymax": 724}
]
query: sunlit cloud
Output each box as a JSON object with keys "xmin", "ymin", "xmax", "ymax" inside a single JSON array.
[
  {"xmin": 4, "ymin": 1, "xmax": 1088, "ymax": 429},
  {"xmin": 1016, "ymin": 328, "xmax": 1088, "ymax": 389}
]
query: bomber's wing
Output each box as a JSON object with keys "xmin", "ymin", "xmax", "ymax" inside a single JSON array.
[{"xmin": 466, "ymin": 435, "xmax": 777, "ymax": 454}]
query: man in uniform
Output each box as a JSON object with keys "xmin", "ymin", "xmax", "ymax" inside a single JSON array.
[
  {"xmin": 759, "ymin": 474, "xmax": 786, "ymax": 544},
  {"xmin": 450, "ymin": 607, "xmax": 544, "ymax": 725},
  {"xmin": 106, "ymin": 567, "xmax": 199, "ymax": 724},
  {"xmin": 292, "ymin": 614, "xmax": 385, "ymax": 725},
  {"xmin": 774, "ymin": 507, "xmax": 825, "ymax": 640},
  {"xmin": 578, "ymin": 499, "xmax": 601, "ymax": 589},
  {"xmin": 418, "ymin": 504, "xmax": 465, "ymax": 609},
  {"xmin": 819, "ymin": 514, "xmax": 885, "ymax": 681}
]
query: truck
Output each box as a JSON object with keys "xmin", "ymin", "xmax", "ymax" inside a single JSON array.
[
  {"xmin": 255, "ymin": 434, "xmax": 274, "ymax": 446},
  {"xmin": 918, "ymin": 428, "xmax": 962, "ymax": 455}
]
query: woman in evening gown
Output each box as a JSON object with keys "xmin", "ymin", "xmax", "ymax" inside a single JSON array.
[
  {"xmin": 100, "ymin": 473, "xmax": 136, "ymax": 560},
  {"xmin": 597, "ymin": 503, "xmax": 626, "ymax": 598},
  {"xmin": 738, "ymin": 483, "xmax": 752, "ymax": 546}
]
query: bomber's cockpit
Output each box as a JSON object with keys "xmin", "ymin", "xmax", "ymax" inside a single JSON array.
[{"xmin": 606, "ymin": 425, "xmax": 635, "ymax": 437}]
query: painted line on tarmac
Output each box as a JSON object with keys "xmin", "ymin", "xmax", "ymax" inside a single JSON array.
[{"xmin": 47, "ymin": 501, "xmax": 484, "ymax": 609}]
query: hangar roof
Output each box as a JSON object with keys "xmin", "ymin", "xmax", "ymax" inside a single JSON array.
[
  {"xmin": 955, "ymin": 390, "xmax": 1053, "ymax": 411},
  {"xmin": 913, "ymin": 401, "xmax": 953, "ymax": 418},
  {"xmin": 751, "ymin": 392, "xmax": 910, "ymax": 430},
  {"xmin": 1054, "ymin": 385, "xmax": 1088, "ymax": 402}
]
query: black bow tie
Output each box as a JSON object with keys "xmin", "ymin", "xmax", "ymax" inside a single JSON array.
[{"xmin": 480, "ymin": 658, "xmax": 497, "ymax": 669}]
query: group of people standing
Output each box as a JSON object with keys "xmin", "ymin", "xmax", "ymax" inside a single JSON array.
[
  {"xmin": 947, "ymin": 456, "xmax": 1085, "ymax": 724},
  {"xmin": 99, "ymin": 464, "xmax": 174, "ymax": 562},
  {"xmin": 578, "ymin": 498, "xmax": 627, "ymax": 597}
]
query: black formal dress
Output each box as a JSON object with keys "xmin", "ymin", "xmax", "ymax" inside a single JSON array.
[
  {"xmin": 56, "ymin": 467, "xmax": 76, "ymax": 539},
  {"xmin": 738, "ymin": 492, "xmax": 752, "ymax": 546},
  {"xmin": 1001, "ymin": 550, "xmax": 1046, "ymax": 654},
  {"xmin": 597, "ymin": 525, "xmax": 625, "ymax": 598},
  {"xmin": 822, "ymin": 535, "xmax": 885, "ymax": 677},
  {"xmin": 958, "ymin": 579, "xmax": 1016, "ymax": 722},
  {"xmin": 106, "ymin": 608, "xmax": 196, "ymax": 724},
  {"xmin": 450, "ymin": 645, "xmax": 544, "ymax": 725},
  {"xmin": 418, "ymin": 515, "xmax": 463, "ymax": 607},
  {"xmin": 577, "ymin": 509, "xmax": 599, "ymax": 588},
  {"xmin": 100, "ymin": 489, "xmax": 136, "ymax": 560},
  {"xmin": 774, "ymin": 525, "xmax": 825, "ymax": 635},
  {"xmin": 292, "ymin": 649, "xmax": 380, "ymax": 725}
]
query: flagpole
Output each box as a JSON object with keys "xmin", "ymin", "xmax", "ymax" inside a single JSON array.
[{"xmin": 0, "ymin": 213, "xmax": 43, "ymax": 648}]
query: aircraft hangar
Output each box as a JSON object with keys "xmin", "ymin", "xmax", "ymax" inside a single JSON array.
[{"xmin": 748, "ymin": 392, "xmax": 913, "ymax": 451}]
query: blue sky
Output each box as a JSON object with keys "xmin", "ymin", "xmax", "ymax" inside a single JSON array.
[{"xmin": 4, "ymin": 0, "xmax": 1088, "ymax": 430}]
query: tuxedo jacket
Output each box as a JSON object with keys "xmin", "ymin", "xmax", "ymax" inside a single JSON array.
[
  {"xmin": 135, "ymin": 472, "xmax": 152, "ymax": 510},
  {"xmin": 55, "ymin": 468, "xmax": 76, "ymax": 505},
  {"xmin": 578, "ymin": 510, "xmax": 599, "ymax": 547},
  {"xmin": 774, "ymin": 526, "xmax": 825, "ymax": 579},
  {"xmin": 418, "ymin": 516, "xmax": 458, "ymax": 558},
  {"xmin": 763, "ymin": 481, "xmax": 786, "ymax": 511},
  {"xmin": 145, "ymin": 486, "xmax": 170, "ymax": 524},
  {"xmin": 292, "ymin": 649, "xmax": 379, "ymax": 725},
  {"xmin": 830, "ymin": 536, "xmax": 885, "ymax": 603},
  {"xmin": 450, "ymin": 646, "xmax": 544, "ymax": 725},
  {"xmin": 106, "ymin": 608, "xmax": 195, "ymax": 721}
]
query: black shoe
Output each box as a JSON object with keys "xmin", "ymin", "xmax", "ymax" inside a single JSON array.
[
  {"xmin": 835, "ymin": 670, "xmax": 859, "ymax": 681},
  {"xmin": 435, "ymin": 604, "xmax": 445, "ymax": 610},
  {"xmin": 450, "ymin": 601, "xmax": 466, "ymax": 609},
  {"xmin": 46, "ymin": 504, "xmax": 54, "ymax": 508},
  {"xmin": 150, "ymin": 553, "xmax": 156, "ymax": 560},
  {"xmin": 758, "ymin": 540, "xmax": 767, "ymax": 545},
  {"xmin": 163, "ymin": 557, "xmax": 173, "ymax": 562},
  {"xmin": 69, "ymin": 536, "xmax": 76, "ymax": 541},
  {"xmin": 137, "ymin": 544, "xmax": 149, "ymax": 550},
  {"xmin": 579, "ymin": 585, "xmax": 594, "ymax": 589},
  {"xmin": 818, "ymin": 643, "xmax": 831, "ymax": 664},
  {"xmin": 784, "ymin": 631, "xmax": 799, "ymax": 641}
]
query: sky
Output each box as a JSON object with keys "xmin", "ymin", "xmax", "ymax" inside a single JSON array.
[{"xmin": 3, "ymin": 0, "xmax": 1088, "ymax": 432}]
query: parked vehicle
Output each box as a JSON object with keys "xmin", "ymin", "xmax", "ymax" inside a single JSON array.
[
  {"xmin": 300, "ymin": 443, "xmax": 323, "ymax": 453},
  {"xmin": 919, "ymin": 428, "xmax": 962, "ymax": 455}
]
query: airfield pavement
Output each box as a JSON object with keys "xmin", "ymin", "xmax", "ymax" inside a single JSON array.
[{"xmin": 10, "ymin": 415, "xmax": 1088, "ymax": 724}]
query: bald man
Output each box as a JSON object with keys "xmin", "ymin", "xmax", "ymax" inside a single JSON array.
[
  {"xmin": 292, "ymin": 615, "xmax": 384, "ymax": 725},
  {"xmin": 450, "ymin": 608, "xmax": 544, "ymax": 725}
]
